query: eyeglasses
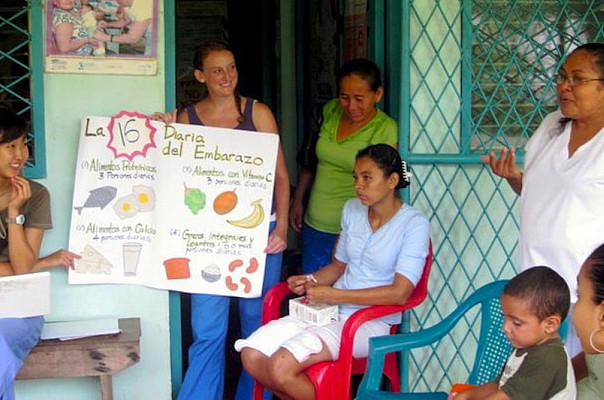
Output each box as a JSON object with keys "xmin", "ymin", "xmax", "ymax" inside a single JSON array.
[{"xmin": 555, "ymin": 73, "xmax": 604, "ymax": 86}]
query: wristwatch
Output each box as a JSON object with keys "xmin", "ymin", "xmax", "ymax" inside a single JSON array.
[{"xmin": 6, "ymin": 214, "xmax": 25, "ymax": 225}]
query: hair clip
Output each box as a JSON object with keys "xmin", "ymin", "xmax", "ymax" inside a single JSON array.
[{"xmin": 401, "ymin": 160, "xmax": 412, "ymax": 183}]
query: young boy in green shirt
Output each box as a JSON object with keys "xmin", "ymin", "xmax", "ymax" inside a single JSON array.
[{"xmin": 454, "ymin": 267, "xmax": 576, "ymax": 400}]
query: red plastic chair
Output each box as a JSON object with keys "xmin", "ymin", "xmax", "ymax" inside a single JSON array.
[{"xmin": 252, "ymin": 241, "xmax": 433, "ymax": 400}]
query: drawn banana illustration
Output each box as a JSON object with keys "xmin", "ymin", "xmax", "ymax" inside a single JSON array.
[{"xmin": 227, "ymin": 199, "xmax": 264, "ymax": 228}]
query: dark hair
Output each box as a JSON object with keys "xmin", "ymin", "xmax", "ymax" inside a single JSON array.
[
  {"xmin": 503, "ymin": 266, "xmax": 570, "ymax": 321},
  {"xmin": 336, "ymin": 58, "xmax": 382, "ymax": 94},
  {"xmin": 585, "ymin": 243, "xmax": 604, "ymax": 305},
  {"xmin": 573, "ymin": 42, "xmax": 604, "ymax": 77},
  {"xmin": 0, "ymin": 105, "xmax": 27, "ymax": 144},
  {"xmin": 556, "ymin": 43, "xmax": 604, "ymax": 132},
  {"xmin": 356, "ymin": 144, "xmax": 410, "ymax": 189},
  {"xmin": 192, "ymin": 39, "xmax": 244, "ymax": 123}
]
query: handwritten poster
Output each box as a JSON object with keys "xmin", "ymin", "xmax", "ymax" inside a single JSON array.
[{"xmin": 68, "ymin": 113, "xmax": 278, "ymax": 297}]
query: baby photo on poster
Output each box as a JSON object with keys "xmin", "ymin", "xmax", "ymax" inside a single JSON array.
[{"xmin": 46, "ymin": 0, "xmax": 158, "ymax": 75}]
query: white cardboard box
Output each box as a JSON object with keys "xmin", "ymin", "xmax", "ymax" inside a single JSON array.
[{"xmin": 289, "ymin": 297, "xmax": 338, "ymax": 326}]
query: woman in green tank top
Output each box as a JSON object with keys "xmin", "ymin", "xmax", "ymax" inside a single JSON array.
[{"xmin": 290, "ymin": 58, "xmax": 398, "ymax": 274}]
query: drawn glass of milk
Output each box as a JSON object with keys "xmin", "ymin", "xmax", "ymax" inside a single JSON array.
[{"xmin": 123, "ymin": 242, "xmax": 142, "ymax": 276}]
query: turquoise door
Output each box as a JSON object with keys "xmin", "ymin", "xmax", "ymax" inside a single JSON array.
[{"xmin": 375, "ymin": 0, "xmax": 604, "ymax": 391}]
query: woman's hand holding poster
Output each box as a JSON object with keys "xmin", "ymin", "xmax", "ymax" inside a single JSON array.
[{"xmin": 68, "ymin": 112, "xmax": 278, "ymax": 297}]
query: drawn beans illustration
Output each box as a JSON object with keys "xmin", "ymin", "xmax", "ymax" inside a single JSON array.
[
  {"xmin": 228, "ymin": 259, "xmax": 244, "ymax": 272},
  {"xmin": 245, "ymin": 257, "xmax": 259, "ymax": 274},
  {"xmin": 240, "ymin": 277, "xmax": 252, "ymax": 293},
  {"xmin": 225, "ymin": 276, "xmax": 239, "ymax": 291}
]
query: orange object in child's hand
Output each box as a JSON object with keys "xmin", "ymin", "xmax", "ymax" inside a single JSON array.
[{"xmin": 449, "ymin": 383, "xmax": 475, "ymax": 398}]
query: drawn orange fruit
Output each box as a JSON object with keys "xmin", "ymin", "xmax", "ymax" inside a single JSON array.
[{"xmin": 213, "ymin": 190, "xmax": 238, "ymax": 215}]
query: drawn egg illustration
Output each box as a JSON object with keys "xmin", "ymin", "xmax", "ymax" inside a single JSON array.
[
  {"xmin": 113, "ymin": 194, "xmax": 139, "ymax": 219},
  {"xmin": 133, "ymin": 185, "xmax": 155, "ymax": 212},
  {"xmin": 201, "ymin": 264, "xmax": 221, "ymax": 283}
]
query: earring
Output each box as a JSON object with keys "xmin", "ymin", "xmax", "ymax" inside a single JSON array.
[
  {"xmin": 589, "ymin": 328, "xmax": 604, "ymax": 353},
  {"xmin": 200, "ymin": 79, "xmax": 205, "ymax": 83}
]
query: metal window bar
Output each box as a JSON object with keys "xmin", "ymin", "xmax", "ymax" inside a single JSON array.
[
  {"xmin": 395, "ymin": 0, "xmax": 604, "ymax": 393},
  {"xmin": 0, "ymin": 1, "xmax": 45, "ymax": 177}
]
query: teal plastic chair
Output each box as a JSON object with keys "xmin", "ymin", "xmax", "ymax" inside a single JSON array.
[{"xmin": 356, "ymin": 280, "xmax": 511, "ymax": 400}]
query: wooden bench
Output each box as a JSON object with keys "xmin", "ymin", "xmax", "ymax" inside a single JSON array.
[{"xmin": 17, "ymin": 318, "xmax": 141, "ymax": 400}]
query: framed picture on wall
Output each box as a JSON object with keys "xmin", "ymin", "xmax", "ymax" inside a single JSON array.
[{"xmin": 46, "ymin": 0, "xmax": 158, "ymax": 75}]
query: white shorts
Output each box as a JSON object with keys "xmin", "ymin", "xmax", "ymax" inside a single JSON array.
[{"xmin": 234, "ymin": 314, "xmax": 390, "ymax": 363}]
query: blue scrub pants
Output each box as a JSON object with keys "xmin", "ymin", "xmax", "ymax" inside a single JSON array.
[
  {"xmin": 301, "ymin": 223, "xmax": 338, "ymax": 275},
  {"xmin": 177, "ymin": 222, "xmax": 283, "ymax": 400},
  {"xmin": 0, "ymin": 316, "xmax": 44, "ymax": 400}
]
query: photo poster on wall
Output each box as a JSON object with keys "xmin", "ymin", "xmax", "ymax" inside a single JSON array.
[
  {"xmin": 46, "ymin": 0, "xmax": 158, "ymax": 75},
  {"xmin": 343, "ymin": 0, "xmax": 368, "ymax": 61},
  {"xmin": 68, "ymin": 112, "xmax": 278, "ymax": 297}
]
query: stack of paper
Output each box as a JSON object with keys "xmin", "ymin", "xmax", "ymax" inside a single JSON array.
[
  {"xmin": 41, "ymin": 318, "xmax": 121, "ymax": 341},
  {"xmin": 0, "ymin": 272, "xmax": 50, "ymax": 318}
]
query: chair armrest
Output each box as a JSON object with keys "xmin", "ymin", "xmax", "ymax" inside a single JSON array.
[
  {"xmin": 339, "ymin": 305, "xmax": 411, "ymax": 358},
  {"xmin": 261, "ymin": 282, "xmax": 292, "ymax": 324},
  {"xmin": 333, "ymin": 303, "xmax": 416, "ymax": 384},
  {"xmin": 359, "ymin": 315, "xmax": 460, "ymax": 394},
  {"xmin": 337, "ymin": 251, "xmax": 432, "ymax": 381},
  {"xmin": 359, "ymin": 280, "xmax": 510, "ymax": 394},
  {"xmin": 338, "ymin": 277, "xmax": 429, "ymax": 363}
]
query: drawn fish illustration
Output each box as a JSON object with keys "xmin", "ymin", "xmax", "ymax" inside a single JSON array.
[{"xmin": 74, "ymin": 186, "xmax": 118, "ymax": 215}]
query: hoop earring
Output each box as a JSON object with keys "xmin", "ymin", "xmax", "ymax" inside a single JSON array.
[{"xmin": 589, "ymin": 328, "xmax": 604, "ymax": 353}]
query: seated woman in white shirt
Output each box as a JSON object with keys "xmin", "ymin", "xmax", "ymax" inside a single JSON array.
[{"xmin": 235, "ymin": 143, "xmax": 430, "ymax": 400}]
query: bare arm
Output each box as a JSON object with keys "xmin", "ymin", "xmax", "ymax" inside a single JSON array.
[
  {"xmin": 176, "ymin": 108, "xmax": 190, "ymax": 124},
  {"xmin": 6, "ymin": 226, "xmax": 43, "ymax": 275},
  {"xmin": 33, "ymin": 249, "xmax": 80, "ymax": 272},
  {"xmin": 94, "ymin": 18, "xmax": 150, "ymax": 44},
  {"xmin": 287, "ymin": 258, "xmax": 347, "ymax": 295},
  {"xmin": 0, "ymin": 177, "xmax": 80, "ymax": 276},
  {"xmin": 0, "ymin": 228, "xmax": 42, "ymax": 276},
  {"xmin": 54, "ymin": 23, "xmax": 90, "ymax": 53},
  {"xmin": 0, "ymin": 234, "xmax": 79, "ymax": 278},
  {"xmin": 5, "ymin": 177, "xmax": 42, "ymax": 274},
  {"xmin": 481, "ymin": 148, "xmax": 522, "ymax": 195},
  {"xmin": 253, "ymin": 101, "xmax": 290, "ymax": 254},
  {"xmin": 98, "ymin": 14, "xmax": 131, "ymax": 29},
  {"xmin": 306, "ymin": 272, "xmax": 415, "ymax": 306},
  {"xmin": 287, "ymin": 256, "xmax": 415, "ymax": 307},
  {"xmin": 152, "ymin": 109, "xmax": 178, "ymax": 124},
  {"xmin": 289, "ymin": 167, "xmax": 315, "ymax": 232}
]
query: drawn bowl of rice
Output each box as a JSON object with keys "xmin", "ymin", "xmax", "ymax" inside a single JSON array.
[{"xmin": 201, "ymin": 264, "xmax": 221, "ymax": 283}]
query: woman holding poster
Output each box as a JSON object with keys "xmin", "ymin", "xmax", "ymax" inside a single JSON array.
[
  {"xmin": 155, "ymin": 40, "xmax": 289, "ymax": 400},
  {"xmin": 0, "ymin": 106, "xmax": 79, "ymax": 399}
]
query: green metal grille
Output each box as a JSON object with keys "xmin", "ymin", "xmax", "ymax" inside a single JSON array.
[
  {"xmin": 0, "ymin": 1, "xmax": 45, "ymax": 178},
  {"xmin": 400, "ymin": 0, "xmax": 604, "ymax": 392}
]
